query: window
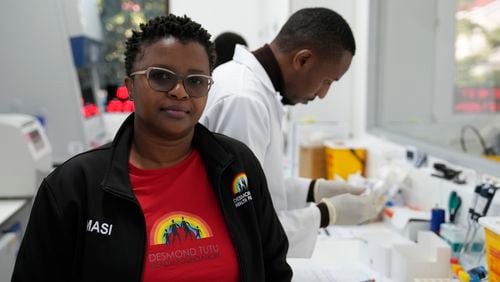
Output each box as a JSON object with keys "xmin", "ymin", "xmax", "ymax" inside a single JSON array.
[{"xmin": 367, "ymin": 0, "xmax": 500, "ymax": 176}]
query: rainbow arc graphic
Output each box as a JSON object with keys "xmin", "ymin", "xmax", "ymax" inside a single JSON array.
[
  {"xmin": 232, "ymin": 173, "xmax": 248, "ymax": 194},
  {"xmin": 150, "ymin": 211, "xmax": 213, "ymax": 245}
]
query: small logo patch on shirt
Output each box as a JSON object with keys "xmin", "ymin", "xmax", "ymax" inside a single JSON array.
[
  {"xmin": 232, "ymin": 172, "xmax": 252, "ymax": 207},
  {"xmin": 86, "ymin": 219, "xmax": 113, "ymax": 236}
]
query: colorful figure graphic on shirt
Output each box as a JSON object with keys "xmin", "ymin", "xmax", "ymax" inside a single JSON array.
[
  {"xmin": 181, "ymin": 217, "xmax": 195, "ymax": 240},
  {"xmin": 150, "ymin": 212, "xmax": 214, "ymax": 246},
  {"xmin": 169, "ymin": 219, "xmax": 181, "ymax": 243},
  {"xmin": 195, "ymin": 226, "xmax": 202, "ymax": 239},
  {"xmin": 162, "ymin": 227, "xmax": 170, "ymax": 245}
]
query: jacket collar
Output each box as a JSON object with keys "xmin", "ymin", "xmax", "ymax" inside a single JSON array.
[{"xmin": 101, "ymin": 113, "xmax": 233, "ymax": 198}]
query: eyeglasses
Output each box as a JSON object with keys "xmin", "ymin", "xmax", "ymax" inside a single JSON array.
[{"xmin": 130, "ymin": 67, "xmax": 214, "ymax": 98}]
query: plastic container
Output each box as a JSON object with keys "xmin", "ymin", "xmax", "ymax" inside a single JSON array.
[
  {"xmin": 479, "ymin": 216, "xmax": 500, "ymax": 281},
  {"xmin": 440, "ymin": 223, "xmax": 484, "ymax": 255}
]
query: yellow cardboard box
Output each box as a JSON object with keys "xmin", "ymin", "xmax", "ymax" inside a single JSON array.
[{"xmin": 325, "ymin": 146, "xmax": 366, "ymax": 180}]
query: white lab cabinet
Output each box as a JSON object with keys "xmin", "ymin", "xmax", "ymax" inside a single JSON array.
[{"xmin": 0, "ymin": 200, "xmax": 30, "ymax": 282}]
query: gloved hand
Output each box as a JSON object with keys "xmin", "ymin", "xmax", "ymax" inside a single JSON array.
[
  {"xmin": 321, "ymin": 193, "xmax": 384, "ymax": 225},
  {"xmin": 314, "ymin": 178, "xmax": 366, "ymax": 203}
]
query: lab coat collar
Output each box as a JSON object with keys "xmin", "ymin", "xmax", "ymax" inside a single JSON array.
[
  {"xmin": 233, "ymin": 45, "xmax": 286, "ymax": 120},
  {"xmin": 233, "ymin": 44, "xmax": 278, "ymax": 96}
]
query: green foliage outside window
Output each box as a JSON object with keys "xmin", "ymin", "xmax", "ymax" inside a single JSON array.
[{"xmin": 455, "ymin": 4, "xmax": 500, "ymax": 88}]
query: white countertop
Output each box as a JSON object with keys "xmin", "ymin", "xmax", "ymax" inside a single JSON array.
[
  {"xmin": 0, "ymin": 199, "xmax": 27, "ymax": 226},
  {"xmin": 288, "ymin": 223, "xmax": 396, "ymax": 282}
]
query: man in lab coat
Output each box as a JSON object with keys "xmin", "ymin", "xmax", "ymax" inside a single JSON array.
[{"xmin": 201, "ymin": 7, "xmax": 380, "ymax": 257}]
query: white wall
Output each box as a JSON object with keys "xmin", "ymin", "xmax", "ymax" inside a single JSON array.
[
  {"xmin": 170, "ymin": 0, "xmax": 289, "ymax": 49},
  {"xmin": 63, "ymin": 0, "xmax": 103, "ymax": 40},
  {"xmin": 287, "ymin": 0, "xmax": 370, "ymax": 139}
]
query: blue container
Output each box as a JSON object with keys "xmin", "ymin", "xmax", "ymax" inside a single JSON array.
[{"xmin": 431, "ymin": 208, "xmax": 445, "ymax": 234}]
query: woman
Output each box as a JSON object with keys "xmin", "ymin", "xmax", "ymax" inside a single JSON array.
[{"xmin": 12, "ymin": 14, "xmax": 292, "ymax": 282}]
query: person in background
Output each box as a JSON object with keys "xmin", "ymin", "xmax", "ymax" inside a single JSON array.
[
  {"xmin": 214, "ymin": 32, "xmax": 248, "ymax": 68},
  {"xmin": 12, "ymin": 14, "xmax": 292, "ymax": 282},
  {"xmin": 201, "ymin": 7, "xmax": 381, "ymax": 258}
]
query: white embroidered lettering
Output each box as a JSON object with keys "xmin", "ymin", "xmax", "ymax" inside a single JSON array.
[
  {"xmin": 91, "ymin": 221, "xmax": 100, "ymax": 233},
  {"xmin": 86, "ymin": 219, "xmax": 114, "ymax": 236},
  {"xmin": 233, "ymin": 191, "xmax": 252, "ymax": 207},
  {"xmin": 101, "ymin": 223, "xmax": 109, "ymax": 234}
]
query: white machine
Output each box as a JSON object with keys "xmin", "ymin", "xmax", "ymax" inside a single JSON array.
[
  {"xmin": 0, "ymin": 0, "xmax": 107, "ymax": 164},
  {"xmin": 0, "ymin": 114, "xmax": 52, "ymax": 197}
]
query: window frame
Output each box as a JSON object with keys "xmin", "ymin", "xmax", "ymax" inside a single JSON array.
[{"xmin": 366, "ymin": 0, "xmax": 500, "ymax": 177}]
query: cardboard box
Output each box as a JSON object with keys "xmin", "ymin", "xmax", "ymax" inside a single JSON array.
[{"xmin": 299, "ymin": 145, "xmax": 326, "ymax": 179}]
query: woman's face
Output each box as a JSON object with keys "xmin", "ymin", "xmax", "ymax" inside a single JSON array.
[{"xmin": 125, "ymin": 38, "xmax": 210, "ymax": 139}]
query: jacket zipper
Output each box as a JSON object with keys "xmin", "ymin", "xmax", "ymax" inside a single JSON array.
[
  {"xmin": 214, "ymin": 167, "xmax": 248, "ymax": 282},
  {"xmin": 102, "ymin": 186, "xmax": 147, "ymax": 282}
]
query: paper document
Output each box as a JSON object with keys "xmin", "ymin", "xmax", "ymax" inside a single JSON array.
[{"xmin": 289, "ymin": 260, "xmax": 376, "ymax": 282}]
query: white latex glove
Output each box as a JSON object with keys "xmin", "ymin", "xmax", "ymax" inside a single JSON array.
[
  {"xmin": 321, "ymin": 193, "xmax": 384, "ymax": 225},
  {"xmin": 314, "ymin": 178, "xmax": 366, "ymax": 203}
]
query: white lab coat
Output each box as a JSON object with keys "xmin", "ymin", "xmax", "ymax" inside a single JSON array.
[{"xmin": 201, "ymin": 45, "xmax": 320, "ymax": 257}]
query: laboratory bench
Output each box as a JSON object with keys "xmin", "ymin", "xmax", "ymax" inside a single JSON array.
[
  {"xmin": 288, "ymin": 221, "xmax": 458, "ymax": 282},
  {"xmin": 0, "ymin": 198, "xmax": 31, "ymax": 281}
]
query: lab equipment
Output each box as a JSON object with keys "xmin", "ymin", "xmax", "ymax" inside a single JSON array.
[
  {"xmin": 0, "ymin": 114, "xmax": 52, "ymax": 197},
  {"xmin": 0, "ymin": 0, "xmax": 107, "ymax": 164},
  {"xmin": 449, "ymin": 191, "xmax": 462, "ymax": 223},
  {"xmin": 451, "ymin": 260, "xmax": 488, "ymax": 282},
  {"xmin": 0, "ymin": 114, "xmax": 51, "ymax": 279},
  {"xmin": 461, "ymin": 181, "xmax": 499, "ymax": 260},
  {"xmin": 431, "ymin": 163, "xmax": 466, "ymax": 184},
  {"xmin": 440, "ymin": 223, "xmax": 483, "ymax": 256},
  {"xmin": 406, "ymin": 146, "xmax": 428, "ymax": 168},
  {"xmin": 467, "ymin": 265, "xmax": 487, "ymax": 282},
  {"xmin": 468, "ymin": 182, "xmax": 498, "ymax": 222}
]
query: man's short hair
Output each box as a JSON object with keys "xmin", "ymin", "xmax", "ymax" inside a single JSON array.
[{"xmin": 274, "ymin": 7, "xmax": 356, "ymax": 59}]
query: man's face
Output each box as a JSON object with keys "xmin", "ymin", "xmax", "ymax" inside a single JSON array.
[{"xmin": 282, "ymin": 50, "xmax": 353, "ymax": 105}]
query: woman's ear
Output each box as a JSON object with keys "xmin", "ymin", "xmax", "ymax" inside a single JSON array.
[
  {"xmin": 124, "ymin": 77, "xmax": 134, "ymax": 100},
  {"xmin": 292, "ymin": 49, "xmax": 313, "ymax": 70}
]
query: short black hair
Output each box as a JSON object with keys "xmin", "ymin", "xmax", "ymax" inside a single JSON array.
[
  {"xmin": 214, "ymin": 32, "xmax": 247, "ymax": 67},
  {"xmin": 125, "ymin": 14, "xmax": 215, "ymax": 76},
  {"xmin": 274, "ymin": 7, "xmax": 356, "ymax": 59}
]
